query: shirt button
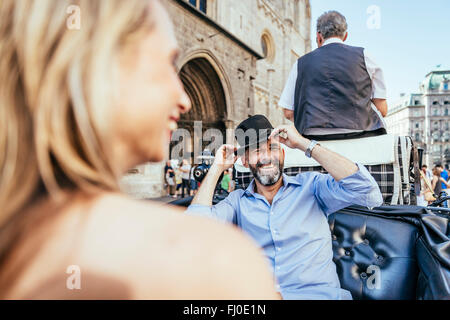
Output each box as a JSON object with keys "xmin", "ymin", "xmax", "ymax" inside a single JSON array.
[
  {"xmin": 276, "ymin": 284, "xmax": 281, "ymax": 290},
  {"xmin": 276, "ymin": 247, "xmax": 281, "ymax": 252},
  {"xmin": 276, "ymin": 266, "xmax": 281, "ymax": 270}
]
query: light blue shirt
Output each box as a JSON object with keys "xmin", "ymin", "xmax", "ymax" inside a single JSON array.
[{"xmin": 186, "ymin": 163, "xmax": 383, "ymax": 300}]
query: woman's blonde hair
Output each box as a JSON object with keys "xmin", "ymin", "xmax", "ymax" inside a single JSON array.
[
  {"xmin": 432, "ymin": 166, "xmax": 441, "ymax": 177},
  {"xmin": 0, "ymin": 0, "xmax": 154, "ymax": 251}
]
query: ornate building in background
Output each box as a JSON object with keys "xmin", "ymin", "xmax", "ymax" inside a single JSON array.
[
  {"xmin": 120, "ymin": 0, "xmax": 312, "ymax": 198},
  {"xmin": 385, "ymin": 67, "xmax": 450, "ymax": 167}
]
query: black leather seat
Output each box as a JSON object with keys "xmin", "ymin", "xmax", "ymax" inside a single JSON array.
[
  {"xmin": 329, "ymin": 205, "xmax": 450, "ymax": 300},
  {"xmin": 172, "ymin": 197, "xmax": 450, "ymax": 299}
]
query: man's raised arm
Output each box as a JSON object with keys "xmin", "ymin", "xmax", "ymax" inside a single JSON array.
[
  {"xmin": 269, "ymin": 125, "xmax": 383, "ymax": 214},
  {"xmin": 186, "ymin": 145, "xmax": 238, "ymax": 224},
  {"xmin": 269, "ymin": 125, "xmax": 359, "ymax": 181},
  {"xmin": 191, "ymin": 145, "xmax": 236, "ymax": 206}
]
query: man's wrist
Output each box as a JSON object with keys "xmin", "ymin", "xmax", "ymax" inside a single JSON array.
[
  {"xmin": 295, "ymin": 137, "xmax": 311, "ymax": 152},
  {"xmin": 209, "ymin": 164, "xmax": 226, "ymax": 176}
]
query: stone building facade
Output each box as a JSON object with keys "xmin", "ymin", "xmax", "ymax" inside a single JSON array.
[
  {"xmin": 385, "ymin": 67, "xmax": 450, "ymax": 167},
  {"xmin": 120, "ymin": 0, "xmax": 312, "ymax": 198}
]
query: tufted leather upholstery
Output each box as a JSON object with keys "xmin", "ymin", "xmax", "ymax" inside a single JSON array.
[
  {"xmin": 329, "ymin": 206, "xmax": 450, "ymax": 300},
  {"xmin": 329, "ymin": 209, "xmax": 420, "ymax": 299},
  {"xmin": 175, "ymin": 197, "xmax": 450, "ymax": 299}
]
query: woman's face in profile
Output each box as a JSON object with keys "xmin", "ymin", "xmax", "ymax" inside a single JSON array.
[{"xmin": 114, "ymin": 0, "xmax": 191, "ymax": 167}]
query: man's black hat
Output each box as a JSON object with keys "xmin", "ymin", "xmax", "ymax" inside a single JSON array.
[{"xmin": 235, "ymin": 115, "xmax": 274, "ymax": 154}]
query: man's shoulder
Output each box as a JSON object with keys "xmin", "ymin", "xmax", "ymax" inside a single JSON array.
[
  {"xmin": 286, "ymin": 171, "xmax": 319, "ymax": 185},
  {"xmin": 227, "ymin": 188, "xmax": 246, "ymax": 199},
  {"xmin": 299, "ymin": 43, "xmax": 365, "ymax": 64}
]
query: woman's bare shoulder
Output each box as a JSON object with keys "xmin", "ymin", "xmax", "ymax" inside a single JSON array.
[{"xmin": 58, "ymin": 193, "xmax": 278, "ymax": 299}]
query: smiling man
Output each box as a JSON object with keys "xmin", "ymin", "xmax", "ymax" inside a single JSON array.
[{"xmin": 186, "ymin": 115, "xmax": 383, "ymax": 300}]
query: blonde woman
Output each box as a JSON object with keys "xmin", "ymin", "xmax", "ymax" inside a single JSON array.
[{"xmin": 0, "ymin": 0, "xmax": 278, "ymax": 299}]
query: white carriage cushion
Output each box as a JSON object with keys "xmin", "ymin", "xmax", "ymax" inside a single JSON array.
[{"xmin": 234, "ymin": 134, "xmax": 397, "ymax": 173}]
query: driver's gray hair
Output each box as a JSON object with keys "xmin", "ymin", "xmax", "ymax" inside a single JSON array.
[{"xmin": 316, "ymin": 11, "xmax": 348, "ymax": 39}]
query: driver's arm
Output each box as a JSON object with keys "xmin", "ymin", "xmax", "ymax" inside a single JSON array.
[
  {"xmin": 283, "ymin": 109, "xmax": 294, "ymax": 122},
  {"xmin": 372, "ymin": 98, "xmax": 388, "ymax": 117}
]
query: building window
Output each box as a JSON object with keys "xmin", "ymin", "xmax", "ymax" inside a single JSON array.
[
  {"xmin": 189, "ymin": 0, "xmax": 207, "ymax": 14},
  {"xmin": 415, "ymin": 133, "xmax": 420, "ymax": 142},
  {"xmin": 415, "ymin": 100, "xmax": 420, "ymax": 105},
  {"xmin": 261, "ymin": 32, "xmax": 275, "ymax": 63},
  {"xmin": 433, "ymin": 108, "xmax": 438, "ymax": 116},
  {"xmin": 432, "ymin": 101, "xmax": 439, "ymax": 105},
  {"xmin": 446, "ymin": 108, "xmax": 449, "ymax": 116},
  {"xmin": 444, "ymin": 132, "xmax": 450, "ymax": 142},
  {"xmin": 261, "ymin": 38, "xmax": 267, "ymax": 57},
  {"xmin": 432, "ymin": 131, "xmax": 440, "ymax": 141}
]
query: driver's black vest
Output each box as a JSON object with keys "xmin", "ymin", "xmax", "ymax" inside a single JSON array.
[{"xmin": 293, "ymin": 43, "xmax": 386, "ymax": 140}]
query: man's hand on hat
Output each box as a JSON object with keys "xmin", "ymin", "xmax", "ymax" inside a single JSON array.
[
  {"xmin": 269, "ymin": 125, "xmax": 310, "ymax": 151},
  {"xmin": 211, "ymin": 144, "xmax": 237, "ymax": 173}
]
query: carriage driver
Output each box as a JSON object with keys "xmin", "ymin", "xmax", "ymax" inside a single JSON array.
[{"xmin": 186, "ymin": 115, "xmax": 383, "ymax": 300}]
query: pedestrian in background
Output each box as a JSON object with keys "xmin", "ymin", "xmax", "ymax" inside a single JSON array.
[
  {"xmin": 422, "ymin": 164, "xmax": 433, "ymax": 181},
  {"xmin": 436, "ymin": 164, "xmax": 449, "ymax": 207},
  {"xmin": 431, "ymin": 166, "xmax": 450, "ymax": 205},
  {"xmin": 419, "ymin": 166, "xmax": 433, "ymax": 206},
  {"xmin": 175, "ymin": 165, "xmax": 183, "ymax": 197},
  {"xmin": 164, "ymin": 160, "xmax": 175, "ymax": 196},
  {"xmin": 180, "ymin": 159, "xmax": 191, "ymax": 198},
  {"xmin": 189, "ymin": 165, "xmax": 198, "ymax": 196},
  {"xmin": 220, "ymin": 169, "xmax": 232, "ymax": 195}
]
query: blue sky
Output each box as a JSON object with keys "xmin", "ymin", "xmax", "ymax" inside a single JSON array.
[{"xmin": 309, "ymin": 0, "xmax": 450, "ymax": 105}]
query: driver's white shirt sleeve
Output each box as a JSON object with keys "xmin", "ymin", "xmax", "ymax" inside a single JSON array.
[
  {"xmin": 277, "ymin": 49, "xmax": 387, "ymax": 111},
  {"xmin": 278, "ymin": 61, "xmax": 298, "ymax": 111},
  {"xmin": 364, "ymin": 50, "xmax": 387, "ymax": 99}
]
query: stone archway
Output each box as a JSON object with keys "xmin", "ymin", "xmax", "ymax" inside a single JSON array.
[{"xmin": 169, "ymin": 57, "xmax": 229, "ymax": 164}]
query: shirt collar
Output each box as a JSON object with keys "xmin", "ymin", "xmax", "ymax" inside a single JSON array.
[
  {"xmin": 241, "ymin": 173, "xmax": 302, "ymax": 198},
  {"xmin": 323, "ymin": 37, "xmax": 344, "ymax": 47}
]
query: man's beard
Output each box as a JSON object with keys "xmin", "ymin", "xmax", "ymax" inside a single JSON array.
[{"xmin": 249, "ymin": 160, "xmax": 283, "ymax": 186}]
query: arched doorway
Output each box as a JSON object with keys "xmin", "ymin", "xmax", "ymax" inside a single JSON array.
[{"xmin": 170, "ymin": 57, "xmax": 228, "ymax": 164}]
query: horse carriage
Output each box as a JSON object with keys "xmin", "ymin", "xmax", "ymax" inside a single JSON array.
[{"xmin": 170, "ymin": 134, "xmax": 450, "ymax": 300}]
